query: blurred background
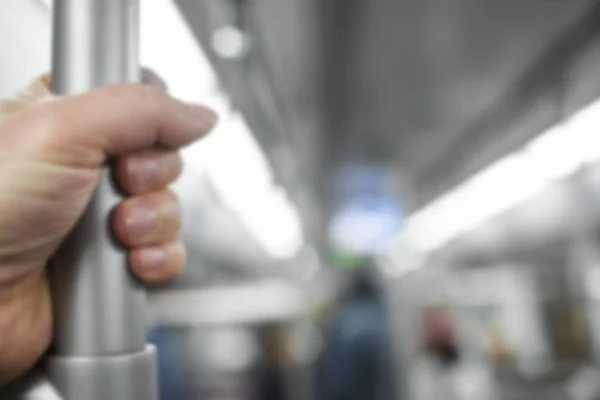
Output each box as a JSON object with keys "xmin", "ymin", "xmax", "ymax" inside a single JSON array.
[{"xmin": 7, "ymin": 0, "xmax": 600, "ymax": 399}]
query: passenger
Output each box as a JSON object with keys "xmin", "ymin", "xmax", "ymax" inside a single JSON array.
[
  {"xmin": 423, "ymin": 305, "xmax": 460, "ymax": 367},
  {"xmin": 148, "ymin": 327, "xmax": 190, "ymax": 400},
  {"xmin": 317, "ymin": 260, "xmax": 393, "ymax": 400},
  {"xmin": 0, "ymin": 73, "xmax": 217, "ymax": 384}
]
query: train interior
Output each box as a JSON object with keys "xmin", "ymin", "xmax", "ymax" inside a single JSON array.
[{"xmin": 5, "ymin": 0, "xmax": 600, "ymax": 399}]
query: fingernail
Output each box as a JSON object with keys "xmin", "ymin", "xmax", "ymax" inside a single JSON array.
[
  {"xmin": 188, "ymin": 104, "xmax": 219, "ymax": 131},
  {"xmin": 125, "ymin": 205, "xmax": 158, "ymax": 238},
  {"xmin": 141, "ymin": 68, "xmax": 168, "ymax": 92},
  {"xmin": 138, "ymin": 248, "xmax": 166, "ymax": 272},
  {"xmin": 128, "ymin": 157, "xmax": 159, "ymax": 191}
]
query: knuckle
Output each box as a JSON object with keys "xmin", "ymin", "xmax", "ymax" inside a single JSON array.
[
  {"xmin": 107, "ymin": 84, "xmax": 166, "ymax": 121},
  {"xmin": 141, "ymin": 68, "xmax": 168, "ymax": 92},
  {"xmin": 132, "ymin": 85, "xmax": 167, "ymax": 134},
  {"xmin": 165, "ymin": 189, "xmax": 180, "ymax": 205},
  {"xmin": 131, "ymin": 84, "xmax": 165, "ymax": 113}
]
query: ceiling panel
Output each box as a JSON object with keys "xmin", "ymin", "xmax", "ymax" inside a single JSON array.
[
  {"xmin": 324, "ymin": 0, "xmax": 596, "ymax": 178},
  {"xmin": 176, "ymin": 0, "xmax": 599, "ymax": 230}
]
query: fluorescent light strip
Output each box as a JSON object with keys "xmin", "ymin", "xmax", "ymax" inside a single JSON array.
[
  {"xmin": 185, "ymin": 113, "xmax": 303, "ymax": 259},
  {"xmin": 402, "ymin": 98, "xmax": 600, "ymax": 254},
  {"xmin": 149, "ymin": 280, "xmax": 307, "ymax": 326},
  {"xmin": 141, "ymin": 0, "xmax": 303, "ymax": 259}
]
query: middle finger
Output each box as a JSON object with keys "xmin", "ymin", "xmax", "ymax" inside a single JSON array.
[
  {"xmin": 112, "ymin": 189, "xmax": 181, "ymax": 247},
  {"xmin": 114, "ymin": 149, "xmax": 182, "ymax": 195}
]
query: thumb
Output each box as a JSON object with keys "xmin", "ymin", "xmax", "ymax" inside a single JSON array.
[
  {"xmin": 0, "ymin": 68, "xmax": 167, "ymax": 122},
  {"xmin": 21, "ymin": 84, "xmax": 217, "ymax": 165}
]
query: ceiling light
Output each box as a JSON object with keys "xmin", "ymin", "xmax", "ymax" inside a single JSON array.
[
  {"xmin": 141, "ymin": 0, "xmax": 304, "ymax": 259},
  {"xmin": 399, "ymin": 97, "xmax": 600, "ymax": 256},
  {"xmin": 211, "ymin": 25, "xmax": 249, "ymax": 60}
]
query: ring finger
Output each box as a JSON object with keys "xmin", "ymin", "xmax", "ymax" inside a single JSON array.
[{"xmin": 112, "ymin": 189, "xmax": 181, "ymax": 248}]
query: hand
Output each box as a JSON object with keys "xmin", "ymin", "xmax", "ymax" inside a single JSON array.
[{"xmin": 0, "ymin": 75, "xmax": 217, "ymax": 383}]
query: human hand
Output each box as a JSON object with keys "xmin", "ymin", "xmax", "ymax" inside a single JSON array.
[{"xmin": 0, "ymin": 74, "xmax": 217, "ymax": 383}]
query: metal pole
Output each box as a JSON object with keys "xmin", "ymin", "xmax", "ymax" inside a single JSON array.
[{"xmin": 44, "ymin": 0, "xmax": 158, "ymax": 398}]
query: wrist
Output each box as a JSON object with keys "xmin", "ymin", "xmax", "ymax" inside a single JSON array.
[{"xmin": 0, "ymin": 267, "xmax": 51, "ymax": 384}]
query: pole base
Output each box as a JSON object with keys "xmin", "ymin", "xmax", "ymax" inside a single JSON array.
[
  {"xmin": 0, "ymin": 371, "xmax": 63, "ymax": 399},
  {"xmin": 46, "ymin": 345, "xmax": 158, "ymax": 400}
]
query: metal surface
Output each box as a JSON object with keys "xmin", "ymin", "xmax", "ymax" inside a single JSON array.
[
  {"xmin": 50, "ymin": 0, "xmax": 146, "ymax": 356},
  {"xmin": 46, "ymin": 346, "xmax": 158, "ymax": 400},
  {"xmin": 149, "ymin": 281, "xmax": 307, "ymax": 326},
  {"xmin": 43, "ymin": 0, "xmax": 157, "ymax": 398}
]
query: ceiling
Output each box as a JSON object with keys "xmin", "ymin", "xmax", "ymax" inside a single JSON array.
[{"xmin": 175, "ymin": 0, "xmax": 600, "ymax": 242}]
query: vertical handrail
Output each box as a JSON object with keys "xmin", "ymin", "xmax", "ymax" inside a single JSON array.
[
  {"xmin": 44, "ymin": 1, "xmax": 159, "ymax": 398},
  {"xmin": 50, "ymin": 0, "xmax": 146, "ymax": 358}
]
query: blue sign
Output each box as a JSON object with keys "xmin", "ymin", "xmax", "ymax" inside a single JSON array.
[
  {"xmin": 329, "ymin": 164, "xmax": 404, "ymax": 255},
  {"xmin": 334, "ymin": 165, "xmax": 390, "ymax": 202}
]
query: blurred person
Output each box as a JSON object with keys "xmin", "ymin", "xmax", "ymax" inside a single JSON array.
[
  {"xmin": 317, "ymin": 259, "xmax": 393, "ymax": 400},
  {"xmin": 0, "ymin": 71, "xmax": 217, "ymax": 384},
  {"xmin": 416, "ymin": 306, "xmax": 499, "ymax": 400},
  {"xmin": 148, "ymin": 327, "xmax": 191, "ymax": 400},
  {"xmin": 422, "ymin": 305, "xmax": 460, "ymax": 367},
  {"xmin": 254, "ymin": 327, "xmax": 287, "ymax": 400}
]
